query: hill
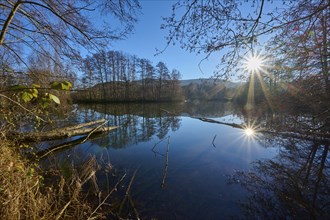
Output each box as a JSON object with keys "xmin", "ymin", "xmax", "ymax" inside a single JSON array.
[{"xmin": 179, "ymin": 78, "xmax": 239, "ymax": 88}]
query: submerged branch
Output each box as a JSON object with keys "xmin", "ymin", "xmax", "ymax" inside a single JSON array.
[
  {"xmin": 161, "ymin": 136, "xmax": 170, "ymax": 188},
  {"xmin": 36, "ymin": 134, "xmax": 104, "ymax": 159},
  {"xmin": 151, "ymin": 138, "xmax": 167, "ymax": 157},
  {"xmin": 212, "ymin": 135, "xmax": 217, "ymax": 148},
  {"xmin": 37, "ymin": 136, "xmax": 87, "ymax": 159},
  {"xmin": 88, "ymin": 172, "xmax": 127, "ymax": 220},
  {"xmin": 119, "ymin": 168, "xmax": 139, "ymax": 216}
]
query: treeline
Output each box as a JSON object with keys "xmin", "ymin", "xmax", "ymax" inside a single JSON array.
[
  {"xmin": 182, "ymin": 80, "xmax": 237, "ymax": 101},
  {"xmin": 73, "ymin": 50, "xmax": 184, "ymax": 102},
  {"xmin": 232, "ymin": 70, "xmax": 329, "ymax": 111}
]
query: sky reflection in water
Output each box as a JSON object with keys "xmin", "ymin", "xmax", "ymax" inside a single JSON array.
[{"xmin": 42, "ymin": 103, "xmax": 280, "ymax": 219}]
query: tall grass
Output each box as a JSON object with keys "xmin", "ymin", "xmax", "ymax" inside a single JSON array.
[
  {"xmin": 0, "ymin": 139, "xmax": 104, "ymax": 219},
  {"xmin": 0, "ymin": 141, "xmax": 55, "ymax": 219}
]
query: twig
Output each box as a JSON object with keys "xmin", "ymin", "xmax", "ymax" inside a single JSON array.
[
  {"xmin": 152, "ymin": 138, "xmax": 166, "ymax": 157},
  {"xmin": 160, "ymin": 108, "xmax": 171, "ymax": 114},
  {"xmin": 0, "ymin": 93, "xmax": 47, "ymax": 122},
  {"xmin": 129, "ymin": 196, "xmax": 140, "ymax": 220},
  {"xmin": 160, "ymin": 108, "xmax": 177, "ymax": 115},
  {"xmin": 119, "ymin": 168, "xmax": 139, "ymax": 215},
  {"xmin": 161, "ymin": 136, "xmax": 170, "ymax": 188},
  {"xmin": 125, "ymin": 168, "xmax": 138, "ymax": 196},
  {"xmin": 212, "ymin": 135, "xmax": 217, "ymax": 148},
  {"xmin": 55, "ymin": 201, "xmax": 71, "ymax": 220},
  {"xmin": 87, "ymin": 172, "xmax": 127, "ymax": 220},
  {"xmin": 80, "ymin": 120, "xmax": 108, "ymax": 143}
]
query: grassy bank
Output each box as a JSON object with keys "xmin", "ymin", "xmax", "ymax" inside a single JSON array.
[
  {"xmin": 0, "ymin": 140, "xmax": 55, "ymax": 219},
  {"xmin": 0, "ymin": 139, "xmax": 103, "ymax": 220}
]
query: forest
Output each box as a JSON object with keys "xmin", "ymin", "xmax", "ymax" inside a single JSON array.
[{"xmin": 74, "ymin": 50, "xmax": 183, "ymax": 102}]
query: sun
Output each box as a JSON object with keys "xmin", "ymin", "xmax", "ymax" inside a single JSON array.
[
  {"xmin": 246, "ymin": 56, "xmax": 262, "ymax": 71},
  {"xmin": 241, "ymin": 123, "xmax": 259, "ymax": 139},
  {"xmin": 244, "ymin": 54, "xmax": 265, "ymax": 73},
  {"xmin": 244, "ymin": 128, "xmax": 255, "ymax": 137}
]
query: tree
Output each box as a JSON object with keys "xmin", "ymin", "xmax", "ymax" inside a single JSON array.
[
  {"xmin": 170, "ymin": 68, "xmax": 183, "ymax": 100},
  {"xmin": 77, "ymin": 50, "xmax": 184, "ymax": 102},
  {"xmin": 0, "ymin": 0, "xmax": 140, "ymax": 68},
  {"xmin": 0, "ymin": 0, "xmax": 141, "ymax": 124},
  {"xmin": 156, "ymin": 61, "xmax": 170, "ymax": 100},
  {"xmin": 267, "ymin": 0, "xmax": 329, "ymax": 95},
  {"xmin": 162, "ymin": 0, "xmax": 329, "ymax": 80}
]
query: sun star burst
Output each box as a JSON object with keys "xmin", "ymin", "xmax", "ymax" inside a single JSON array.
[
  {"xmin": 244, "ymin": 127, "xmax": 255, "ymax": 137},
  {"xmin": 244, "ymin": 54, "xmax": 266, "ymax": 73}
]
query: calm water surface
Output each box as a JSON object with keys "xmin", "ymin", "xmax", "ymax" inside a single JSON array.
[{"xmin": 39, "ymin": 102, "xmax": 329, "ymax": 219}]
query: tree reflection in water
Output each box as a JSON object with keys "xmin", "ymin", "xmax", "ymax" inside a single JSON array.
[
  {"xmin": 229, "ymin": 108, "xmax": 330, "ymax": 219},
  {"xmin": 41, "ymin": 102, "xmax": 329, "ymax": 219},
  {"xmin": 77, "ymin": 103, "xmax": 182, "ymax": 149}
]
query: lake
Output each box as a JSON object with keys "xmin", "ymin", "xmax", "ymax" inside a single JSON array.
[{"xmin": 38, "ymin": 102, "xmax": 329, "ymax": 219}]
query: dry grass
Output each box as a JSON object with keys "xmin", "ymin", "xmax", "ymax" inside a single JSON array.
[
  {"xmin": 0, "ymin": 139, "xmax": 105, "ymax": 220},
  {"xmin": 0, "ymin": 141, "xmax": 56, "ymax": 220},
  {"xmin": 0, "ymin": 124, "xmax": 143, "ymax": 220}
]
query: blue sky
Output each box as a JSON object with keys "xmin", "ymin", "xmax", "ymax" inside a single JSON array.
[
  {"xmin": 110, "ymin": 1, "xmax": 219, "ymax": 80},
  {"xmin": 107, "ymin": 1, "xmax": 284, "ymax": 80}
]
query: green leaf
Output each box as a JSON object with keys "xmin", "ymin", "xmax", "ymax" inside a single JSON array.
[
  {"xmin": 50, "ymin": 81, "xmax": 72, "ymax": 90},
  {"xmin": 10, "ymin": 84, "xmax": 27, "ymax": 91},
  {"xmin": 40, "ymin": 98, "xmax": 51, "ymax": 109},
  {"xmin": 31, "ymin": 84, "xmax": 40, "ymax": 88},
  {"xmin": 62, "ymin": 81, "xmax": 73, "ymax": 90},
  {"xmin": 48, "ymin": 93, "xmax": 60, "ymax": 104},
  {"xmin": 21, "ymin": 92, "xmax": 34, "ymax": 103},
  {"xmin": 50, "ymin": 81, "xmax": 61, "ymax": 90},
  {"xmin": 29, "ymin": 88, "xmax": 38, "ymax": 98}
]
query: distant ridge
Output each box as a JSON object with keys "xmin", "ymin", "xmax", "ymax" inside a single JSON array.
[{"xmin": 179, "ymin": 78, "xmax": 239, "ymax": 88}]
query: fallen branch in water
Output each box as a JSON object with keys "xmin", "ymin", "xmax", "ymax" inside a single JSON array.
[
  {"xmin": 161, "ymin": 136, "xmax": 170, "ymax": 188},
  {"xmin": 61, "ymin": 119, "xmax": 107, "ymax": 131},
  {"xmin": 193, "ymin": 117, "xmax": 330, "ymax": 142},
  {"xmin": 163, "ymin": 108, "xmax": 330, "ymax": 142},
  {"xmin": 36, "ymin": 135, "xmax": 88, "ymax": 159},
  {"xmin": 119, "ymin": 168, "xmax": 139, "ymax": 218},
  {"xmin": 151, "ymin": 138, "xmax": 167, "ymax": 157},
  {"xmin": 212, "ymin": 135, "xmax": 217, "ymax": 148},
  {"xmin": 192, "ymin": 117, "xmax": 244, "ymax": 129},
  {"xmin": 8, "ymin": 119, "xmax": 118, "ymax": 142},
  {"xmin": 88, "ymin": 172, "xmax": 127, "ymax": 220}
]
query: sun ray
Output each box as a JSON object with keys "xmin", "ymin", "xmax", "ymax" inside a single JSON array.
[
  {"xmin": 246, "ymin": 73, "xmax": 255, "ymax": 118},
  {"xmin": 255, "ymin": 70, "xmax": 274, "ymax": 110}
]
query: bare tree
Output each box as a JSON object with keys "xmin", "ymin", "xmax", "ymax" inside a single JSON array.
[
  {"xmin": 0, "ymin": 0, "xmax": 141, "ymax": 69},
  {"xmin": 156, "ymin": 61, "xmax": 170, "ymax": 100},
  {"xmin": 162, "ymin": 0, "xmax": 329, "ymax": 79},
  {"xmin": 267, "ymin": 0, "xmax": 330, "ymax": 94}
]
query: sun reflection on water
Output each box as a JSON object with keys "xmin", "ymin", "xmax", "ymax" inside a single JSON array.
[{"xmin": 244, "ymin": 127, "xmax": 255, "ymax": 137}]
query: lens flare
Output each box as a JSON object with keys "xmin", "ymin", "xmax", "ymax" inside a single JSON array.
[
  {"xmin": 244, "ymin": 127, "xmax": 255, "ymax": 137},
  {"xmin": 246, "ymin": 57, "xmax": 262, "ymax": 71},
  {"xmin": 243, "ymin": 54, "xmax": 266, "ymax": 73}
]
